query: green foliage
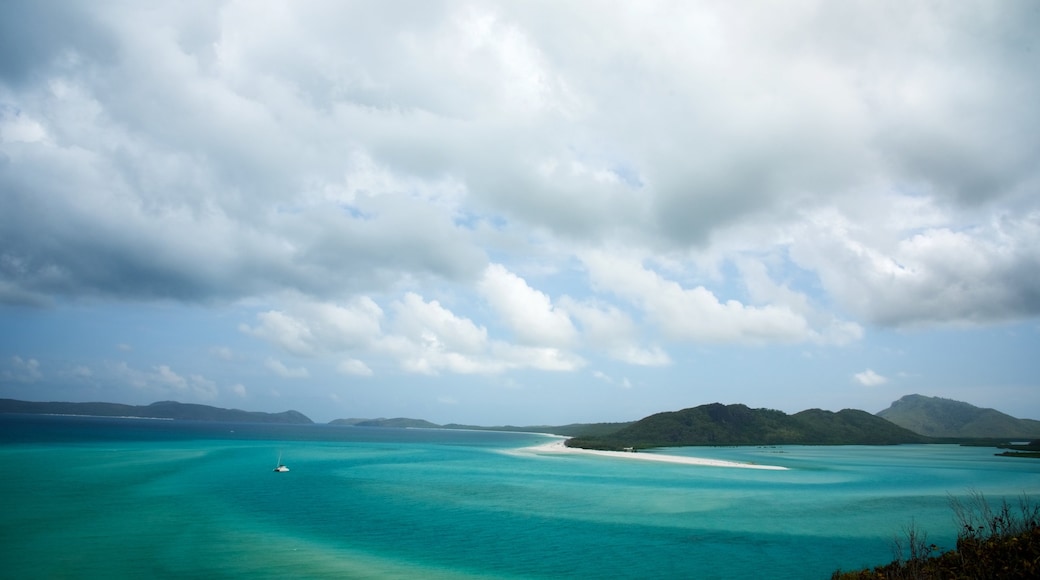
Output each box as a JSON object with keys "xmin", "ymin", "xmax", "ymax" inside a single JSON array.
[
  {"xmin": 832, "ymin": 493, "xmax": 1040, "ymax": 579},
  {"xmin": 566, "ymin": 403, "xmax": 926, "ymax": 450},
  {"xmin": 878, "ymin": 394, "xmax": 1040, "ymax": 439},
  {"xmin": 994, "ymin": 440, "xmax": 1040, "ymax": 459},
  {"xmin": 0, "ymin": 398, "xmax": 313, "ymax": 424}
]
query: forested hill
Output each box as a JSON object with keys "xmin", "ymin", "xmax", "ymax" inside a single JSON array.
[
  {"xmin": 0, "ymin": 399, "xmax": 313, "ymax": 424},
  {"xmin": 566, "ymin": 403, "xmax": 928, "ymax": 450},
  {"xmin": 877, "ymin": 394, "xmax": 1040, "ymax": 439}
]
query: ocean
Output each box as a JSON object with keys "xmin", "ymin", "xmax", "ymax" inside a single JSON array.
[{"xmin": 2, "ymin": 414, "xmax": 1038, "ymax": 579}]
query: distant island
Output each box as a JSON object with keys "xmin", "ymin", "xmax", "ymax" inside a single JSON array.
[
  {"xmin": 5, "ymin": 394, "xmax": 1039, "ymax": 452},
  {"xmin": 563, "ymin": 403, "xmax": 929, "ymax": 450},
  {"xmin": 876, "ymin": 394, "xmax": 1040, "ymax": 439},
  {"xmin": 330, "ymin": 417, "xmax": 441, "ymax": 429},
  {"xmin": 0, "ymin": 399, "xmax": 313, "ymax": 424}
]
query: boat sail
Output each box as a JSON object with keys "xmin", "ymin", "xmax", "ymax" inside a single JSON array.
[{"xmin": 273, "ymin": 452, "xmax": 289, "ymax": 472}]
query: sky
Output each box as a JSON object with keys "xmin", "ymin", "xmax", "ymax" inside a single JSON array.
[{"xmin": 1, "ymin": 1, "xmax": 1039, "ymax": 425}]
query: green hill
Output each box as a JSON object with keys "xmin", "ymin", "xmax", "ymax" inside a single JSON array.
[
  {"xmin": 566, "ymin": 403, "xmax": 927, "ymax": 450},
  {"xmin": 0, "ymin": 399, "xmax": 313, "ymax": 424},
  {"xmin": 877, "ymin": 394, "xmax": 1040, "ymax": 439}
]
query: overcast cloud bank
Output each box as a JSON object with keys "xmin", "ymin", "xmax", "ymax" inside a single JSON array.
[{"xmin": 2, "ymin": 1, "xmax": 1038, "ymax": 422}]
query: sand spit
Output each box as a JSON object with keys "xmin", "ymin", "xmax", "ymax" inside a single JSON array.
[{"xmin": 522, "ymin": 440, "xmax": 789, "ymax": 470}]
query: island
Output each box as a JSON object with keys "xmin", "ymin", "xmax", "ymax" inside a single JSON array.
[
  {"xmin": 564, "ymin": 403, "xmax": 928, "ymax": 450},
  {"xmin": 0, "ymin": 399, "xmax": 313, "ymax": 424}
]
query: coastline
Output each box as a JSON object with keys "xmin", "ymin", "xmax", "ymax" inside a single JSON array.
[{"xmin": 522, "ymin": 439, "xmax": 789, "ymax": 470}]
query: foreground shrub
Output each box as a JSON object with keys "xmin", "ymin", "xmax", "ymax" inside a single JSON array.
[{"xmin": 832, "ymin": 493, "xmax": 1040, "ymax": 579}]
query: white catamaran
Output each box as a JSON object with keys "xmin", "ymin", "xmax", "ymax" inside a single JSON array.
[{"xmin": 273, "ymin": 452, "xmax": 289, "ymax": 472}]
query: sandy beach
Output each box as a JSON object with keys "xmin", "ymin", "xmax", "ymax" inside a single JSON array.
[{"xmin": 521, "ymin": 439, "xmax": 789, "ymax": 470}]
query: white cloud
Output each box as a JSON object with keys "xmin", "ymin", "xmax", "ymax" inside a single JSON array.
[
  {"xmin": 381, "ymin": 292, "xmax": 583, "ymax": 375},
  {"xmin": 265, "ymin": 359, "xmax": 310, "ymax": 379},
  {"xmin": 489, "ymin": 343, "xmax": 584, "ymax": 372},
  {"xmin": 240, "ymin": 291, "xmax": 585, "ymax": 377},
  {"xmin": 737, "ymin": 258, "xmax": 863, "ymax": 345},
  {"xmin": 242, "ymin": 311, "xmax": 317, "ymax": 357},
  {"xmin": 390, "ymin": 292, "xmax": 490, "ymax": 358},
  {"xmin": 4, "ymin": 0, "xmax": 1038, "ymax": 335},
  {"xmin": 791, "ymin": 206, "xmax": 1040, "ymax": 327},
  {"xmin": 155, "ymin": 365, "xmax": 188, "ymax": 390},
  {"xmin": 230, "ymin": 383, "xmax": 247, "ymax": 397},
  {"xmin": 241, "ymin": 297, "xmax": 384, "ymax": 357},
  {"xmin": 0, "ymin": 110, "xmax": 48, "ymax": 143},
  {"xmin": 560, "ymin": 297, "xmax": 671, "ymax": 365},
  {"xmin": 854, "ymin": 369, "xmax": 888, "ymax": 387},
  {"xmin": 583, "ymin": 250, "xmax": 814, "ymax": 345},
  {"xmin": 3, "ymin": 1, "xmax": 1040, "ymax": 421},
  {"xmin": 478, "ymin": 263, "xmax": 577, "ymax": 347}
]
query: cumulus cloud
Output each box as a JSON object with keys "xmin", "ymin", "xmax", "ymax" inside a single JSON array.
[
  {"xmin": 265, "ymin": 359, "xmax": 310, "ymax": 379},
  {"xmin": 242, "ymin": 311, "xmax": 316, "ymax": 357},
  {"xmin": 2, "ymin": 0, "xmax": 1039, "ymax": 419},
  {"xmin": 383, "ymin": 292, "xmax": 583, "ymax": 374},
  {"xmin": 583, "ymin": 250, "xmax": 815, "ymax": 344},
  {"xmin": 241, "ymin": 297, "xmax": 384, "ymax": 357},
  {"xmin": 478, "ymin": 263, "xmax": 577, "ymax": 347},
  {"xmin": 854, "ymin": 369, "xmax": 888, "ymax": 387},
  {"xmin": 791, "ymin": 207, "xmax": 1040, "ymax": 327},
  {"xmin": 560, "ymin": 296, "xmax": 671, "ymax": 365},
  {"xmin": 240, "ymin": 292, "xmax": 584, "ymax": 376}
]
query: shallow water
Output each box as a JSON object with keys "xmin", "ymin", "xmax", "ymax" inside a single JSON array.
[{"xmin": 2, "ymin": 414, "xmax": 1038, "ymax": 579}]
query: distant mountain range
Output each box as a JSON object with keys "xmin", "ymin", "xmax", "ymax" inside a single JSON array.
[
  {"xmin": 565, "ymin": 403, "xmax": 928, "ymax": 450},
  {"xmin": 876, "ymin": 394, "xmax": 1040, "ymax": 439},
  {"xmin": 0, "ymin": 399, "xmax": 313, "ymax": 424},
  {"xmin": 5, "ymin": 394, "xmax": 1037, "ymax": 445}
]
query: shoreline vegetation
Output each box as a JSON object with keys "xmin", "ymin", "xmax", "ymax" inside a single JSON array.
[
  {"xmin": 993, "ymin": 441, "xmax": 1040, "ymax": 459},
  {"xmin": 832, "ymin": 493, "xmax": 1040, "ymax": 579}
]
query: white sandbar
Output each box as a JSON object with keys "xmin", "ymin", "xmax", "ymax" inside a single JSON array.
[{"xmin": 521, "ymin": 439, "xmax": 789, "ymax": 470}]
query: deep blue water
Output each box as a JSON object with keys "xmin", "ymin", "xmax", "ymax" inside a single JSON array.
[{"xmin": 2, "ymin": 414, "xmax": 1038, "ymax": 579}]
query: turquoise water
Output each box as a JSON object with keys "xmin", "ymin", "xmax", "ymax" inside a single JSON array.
[{"xmin": 2, "ymin": 415, "xmax": 1038, "ymax": 579}]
